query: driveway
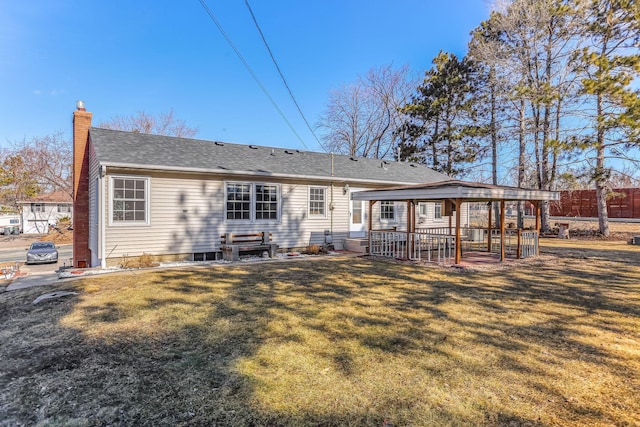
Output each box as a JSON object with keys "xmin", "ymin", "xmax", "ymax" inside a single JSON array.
[{"xmin": 1, "ymin": 235, "xmax": 74, "ymax": 291}]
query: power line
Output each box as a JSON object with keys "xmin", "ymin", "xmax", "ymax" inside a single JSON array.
[
  {"xmin": 243, "ymin": 0, "xmax": 323, "ymax": 148},
  {"xmin": 197, "ymin": 0, "xmax": 309, "ymax": 149}
]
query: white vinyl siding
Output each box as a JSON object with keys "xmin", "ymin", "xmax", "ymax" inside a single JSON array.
[{"xmin": 103, "ymin": 174, "xmax": 356, "ymax": 259}]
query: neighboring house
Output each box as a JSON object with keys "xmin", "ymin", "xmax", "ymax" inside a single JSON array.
[
  {"xmin": 73, "ymin": 104, "xmax": 468, "ymax": 268},
  {"xmin": 0, "ymin": 213, "xmax": 21, "ymax": 235},
  {"xmin": 17, "ymin": 192, "xmax": 73, "ymax": 234}
]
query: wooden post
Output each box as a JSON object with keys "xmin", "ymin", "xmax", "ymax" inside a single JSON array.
[
  {"xmin": 487, "ymin": 201, "xmax": 492, "ymax": 253},
  {"xmin": 535, "ymin": 201, "xmax": 541, "ymax": 255},
  {"xmin": 500, "ymin": 200, "xmax": 506, "ymax": 262},
  {"xmin": 517, "ymin": 229, "xmax": 522, "ymax": 259},
  {"xmin": 406, "ymin": 200, "xmax": 411, "ymax": 259},
  {"xmin": 367, "ymin": 200, "xmax": 375, "ymax": 254},
  {"xmin": 455, "ymin": 198, "xmax": 462, "ymax": 265}
]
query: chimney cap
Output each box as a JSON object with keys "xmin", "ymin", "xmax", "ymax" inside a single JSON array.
[{"xmin": 76, "ymin": 100, "xmax": 86, "ymax": 111}]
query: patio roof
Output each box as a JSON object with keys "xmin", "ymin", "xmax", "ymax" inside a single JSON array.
[{"xmin": 350, "ymin": 180, "xmax": 559, "ymax": 202}]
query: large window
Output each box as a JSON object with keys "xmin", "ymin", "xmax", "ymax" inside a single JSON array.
[
  {"xmin": 225, "ymin": 182, "xmax": 280, "ymax": 222},
  {"xmin": 255, "ymin": 184, "xmax": 278, "ymax": 220},
  {"xmin": 111, "ymin": 177, "xmax": 149, "ymax": 224},
  {"xmin": 308, "ymin": 186, "xmax": 326, "ymax": 217},
  {"xmin": 380, "ymin": 201, "xmax": 395, "ymax": 221},
  {"xmin": 226, "ymin": 183, "xmax": 251, "ymax": 220}
]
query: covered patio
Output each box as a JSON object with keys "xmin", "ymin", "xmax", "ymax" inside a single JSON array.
[{"xmin": 351, "ymin": 180, "xmax": 560, "ymax": 265}]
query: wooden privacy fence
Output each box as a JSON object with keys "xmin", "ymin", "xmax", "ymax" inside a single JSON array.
[{"xmin": 551, "ymin": 188, "xmax": 640, "ymax": 218}]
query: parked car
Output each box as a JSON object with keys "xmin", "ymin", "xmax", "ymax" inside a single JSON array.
[{"xmin": 26, "ymin": 242, "xmax": 58, "ymax": 264}]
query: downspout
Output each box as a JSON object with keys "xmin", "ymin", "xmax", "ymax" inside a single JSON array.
[
  {"xmin": 330, "ymin": 153, "xmax": 334, "ymax": 236},
  {"xmin": 100, "ymin": 166, "xmax": 106, "ymax": 269}
]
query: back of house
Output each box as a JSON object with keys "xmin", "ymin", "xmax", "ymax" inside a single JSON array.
[{"xmin": 72, "ymin": 104, "xmax": 464, "ymax": 268}]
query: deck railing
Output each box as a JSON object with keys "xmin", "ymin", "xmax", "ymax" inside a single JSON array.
[
  {"xmin": 369, "ymin": 230, "xmax": 455, "ymax": 265},
  {"xmin": 370, "ymin": 227, "xmax": 539, "ymax": 263}
]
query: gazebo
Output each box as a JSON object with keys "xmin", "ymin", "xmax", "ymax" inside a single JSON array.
[{"xmin": 351, "ymin": 180, "xmax": 560, "ymax": 265}]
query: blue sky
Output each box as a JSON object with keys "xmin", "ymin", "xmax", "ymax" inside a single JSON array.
[{"xmin": 0, "ymin": 0, "xmax": 491, "ymax": 152}]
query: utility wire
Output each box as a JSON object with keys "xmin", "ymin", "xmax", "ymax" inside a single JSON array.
[
  {"xmin": 244, "ymin": 0, "xmax": 323, "ymax": 148},
  {"xmin": 197, "ymin": 0, "xmax": 309, "ymax": 149}
]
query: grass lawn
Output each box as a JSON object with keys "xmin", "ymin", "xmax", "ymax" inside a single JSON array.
[{"xmin": 1, "ymin": 239, "xmax": 639, "ymax": 426}]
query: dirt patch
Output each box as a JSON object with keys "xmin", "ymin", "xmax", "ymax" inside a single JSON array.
[{"xmin": 39, "ymin": 224, "xmax": 73, "ymax": 245}]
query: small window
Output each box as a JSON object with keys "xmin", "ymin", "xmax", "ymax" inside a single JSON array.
[
  {"xmin": 31, "ymin": 203, "xmax": 44, "ymax": 213},
  {"xmin": 111, "ymin": 177, "xmax": 149, "ymax": 224},
  {"xmin": 419, "ymin": 203, "xmax": 428, "ymax": 217},
  {"xmin": 309, "ymin": 186, "xmax": 326, "ymax": 217},
  {"xmin": 380, "ymin": 201, "xmax": 395, "ymax": 221},
  {"xmin": 434, "ymin": 202, "xmax": 443, "ymax": 220},
  {"xmin": 57, "ymin": 204, "xmax": 71, "ymax": 213}
]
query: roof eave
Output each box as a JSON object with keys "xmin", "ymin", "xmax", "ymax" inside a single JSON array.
[
  {"xmin": 351, "ymin": 186, "xmax": 560, "ymax": 201},
  {"xmin": 100, "ymin": 162, "xmax": 424, "ymax": 186}
]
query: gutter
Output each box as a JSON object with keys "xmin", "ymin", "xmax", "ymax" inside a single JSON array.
[{"xmin": 98, "ymin": 161, "xmax": 434, "ymax": 187}]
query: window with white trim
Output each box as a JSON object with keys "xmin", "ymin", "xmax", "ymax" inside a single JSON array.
[
  {"xmin": 31, "ymin": 203, "xmax": 44, "ymax": 213},
  {"xmin": 255, "ymin": 184, "xmax": 278, "ymax": 220},
  {"xmin": 380, "ymin": 201, "xmax": 395, "ymax": 221},
  {"xmin": 226, "ymin": 183, "xmax": 251, "ymax": 220},
  {"xmin": 434, "ymin": 201, "xmax": 443, "ymax": 219},
  {"xmin": 111, "ymin": 177, "xmax": 149, "ymax": 223},
  {"xmin": 57, "ymin": 203, "xmax": 71, "ymax": 213},
  {"xmin": 308, "ymin": 186, "xmax": 326, "ymax": 217},
  {"xmin": 225, "ymin": 182, "xmax": 280, "ymax": 222},
  {"xmin": 419, "ymin": 202, "xmax": 428, "ymax": 217}
]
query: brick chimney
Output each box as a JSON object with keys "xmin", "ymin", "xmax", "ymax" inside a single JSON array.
[{"xmin": 72, "ymin": 101, "xmax": 92, "ymax": 268}]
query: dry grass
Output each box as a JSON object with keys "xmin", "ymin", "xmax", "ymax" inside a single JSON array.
[{"xmin": 1, "ymin": 240, "xmax": 639, "ymax": 426}]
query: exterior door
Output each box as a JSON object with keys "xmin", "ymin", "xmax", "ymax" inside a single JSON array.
[{"xmin": 349, "ymin": 191, "xmax": 366, "ymax": 238}]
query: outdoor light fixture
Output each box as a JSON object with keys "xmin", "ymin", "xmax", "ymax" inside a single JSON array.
[{"xmin": 343, "ymin": 183, "xmax": 350, "ymax": 195}]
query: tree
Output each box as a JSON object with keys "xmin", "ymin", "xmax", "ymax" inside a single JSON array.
[
  {"xmin": 98, "ymin": 109, "xmax": 198, "ymax": 138},
  {"xmin": 318, "ymin": 64, "xmax": 416, "ymax": 159},
  {"xmin": 16, "ymin": 131, "xmax": 72, "ymax": 198},
  {"xmin": 469, "ymin": 0, "xmax": 583, "ymax": 231},
  {"xmin": 398, "ymin": 51, "xmax": 486, "ymax": 177},
  {"xmin": 0, "ymin": 153, "xmax": 40, "ymax": 212},
  {"xmin": 573, "ymin": 0, "xmax": 640, "ymax": 236}
]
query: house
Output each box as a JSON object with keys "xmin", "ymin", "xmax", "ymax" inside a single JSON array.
[
  {"xmin": 0, "ymin": 213, "xmax": 21, "ymax": 235},
  {"xmin": 17, "ymin": 191, "xmax": 73, "ymax": 234},
  {"xmin": 72, "ymin": 103, "xmax": 468, "ymax": 268}
]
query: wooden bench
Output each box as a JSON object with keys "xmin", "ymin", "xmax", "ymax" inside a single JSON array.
[{"xmin": 220, "ymin": 231, "xmax": 278, "ymax": 261}]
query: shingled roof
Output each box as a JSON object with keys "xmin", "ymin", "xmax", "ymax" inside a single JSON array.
[{"xmin": 89, "ymin": 128, "xmax": 449, "ymax": 185}]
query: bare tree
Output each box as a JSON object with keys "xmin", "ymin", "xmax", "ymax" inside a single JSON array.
[
  {"xmin": 98, "ymin": 109, "xmax": 198, "ymax": 138},
  {"xmin": 13, "ymin": 131, "xmax": 72, "ymax": 198},
  {"xmin": 318, "ymin": 64, "xmax": 416, "ymax": 159},
  {"xmin": 0, "ymin": 131, "xmax": 72, "ymax": 212}
]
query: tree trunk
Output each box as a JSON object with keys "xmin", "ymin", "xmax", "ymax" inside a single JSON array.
[
  {"xmin": 517, "ymin": 97, "xmax": 526, "ymax": 229},
  {"xmin": 595, "ymin": 92, "xmax": 610, "ymax": 236}
]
